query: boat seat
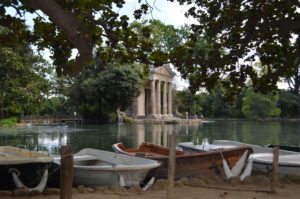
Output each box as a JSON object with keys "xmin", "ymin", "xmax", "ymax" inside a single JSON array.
[
  {"xmin": 74, "ymin": 155, "xmax": 99, "ymax": 161},
  {"xmin": 54, "ymin": 155, "xmax": 98, "ymax": 162},
  {"xmin": 140, "ymin": 152, "xmax": 167, "ymax": 157}
]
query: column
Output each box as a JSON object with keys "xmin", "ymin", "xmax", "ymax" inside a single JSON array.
[
  {"xmin": 150, "ymin": 80, "xmax": 156, "ymax": 116},
  {"xmin": 156, "ymin": 80, "xmax": 161, "ymax": 116},
  {"xmin": 168, "ymin": 82, "xmax": 172, "ymax": 116},
  {"xmin": 163, "ymin": 81, "xmax": 167, "ymax": 115},
  {"xmin": 138, "ymin": 89, "xmax": 145, "ymax": 116}
]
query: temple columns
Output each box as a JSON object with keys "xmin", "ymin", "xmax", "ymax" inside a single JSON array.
[{"xmin": 144, "ymin": 80, "xmax": 172, "ymax": 118}]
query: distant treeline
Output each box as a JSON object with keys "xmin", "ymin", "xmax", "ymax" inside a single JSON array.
[{"xmin": 175, "ymin": 86, "xmax": 300, "ymax": 119}]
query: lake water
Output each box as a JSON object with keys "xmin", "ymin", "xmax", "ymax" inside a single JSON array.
[{"xmin": 0, "ymin": 120, "xmax": 299, "ymax": 154}]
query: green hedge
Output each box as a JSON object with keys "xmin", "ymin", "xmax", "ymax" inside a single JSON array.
[{"xmin": 0, "ymin": 117, "xmax": 18, "ymax": 127}]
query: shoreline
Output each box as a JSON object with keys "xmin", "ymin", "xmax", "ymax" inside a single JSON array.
[
  {"xmin": 15, "ymin": 117, "xmax": 300, "ymax": 126},
  {"xmin": 203, "ymin": 118, "xmax": 300, "ymax": 121}
]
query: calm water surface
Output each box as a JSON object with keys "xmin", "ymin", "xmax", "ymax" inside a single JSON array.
[{"xmin": 0, "ymin": 120, "xmax": 299, "ymax": 154}]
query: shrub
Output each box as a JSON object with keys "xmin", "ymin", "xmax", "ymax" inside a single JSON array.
[{"xmin": 0, "ymin": 117, "xmax": 18, "ymax": 127}]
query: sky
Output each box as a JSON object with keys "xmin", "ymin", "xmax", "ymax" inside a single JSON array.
[{"xmin": 116, "ymin": 0, "xmax": 196, "ymax": 27}]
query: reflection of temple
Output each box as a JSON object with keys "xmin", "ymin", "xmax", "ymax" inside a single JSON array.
[
  {"xmin": 131, "ymin": 124, "xmax": 174, "ymax": 148},
  {"xmin": 116, "ymin": 123, "xmax": 202, "ymax": 148},
  {"xmin": 127, "ymin": 65, "xmax": 175, "ymax": 118}
]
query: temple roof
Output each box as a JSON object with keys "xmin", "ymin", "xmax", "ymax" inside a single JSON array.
[{"xmin": 152, "ymin": 64, "xmax": 176, "ymax": 77}]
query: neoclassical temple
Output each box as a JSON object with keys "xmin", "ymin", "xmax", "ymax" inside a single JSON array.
[{"xmin": 127, "ymin": 64, "xmax": 175, "ymax": 118}]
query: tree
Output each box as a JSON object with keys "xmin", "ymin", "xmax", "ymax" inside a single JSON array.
[
  {"xmin": 69, "ymin": 63, "xmax": 146, "ymax": 119},
  {"xmin": 0, "ymin": 0, "xmax": 168, "ymax": 76},
  {"xmin": 242, "ymin": 88, "xmax": 281, "ymax": 119},
  {"xmin": 278, "ymin": 91, "xmax": 300, "ymax": 117},
  {"xmin": 92, "ymin": 64, "xmax": 146, "ymax": 111},
  {"xmin": 130, "ymin": 19, "xmax": 189, "ymax": 53},
  {"xmin": 175, "ymin": 90, "xmax": 203, "ymax": 117},
  {"xmin": 286, "ymin": 66, "xmax": 300, "ymax": 96},
  {"xmin": 0, "ymin": 47, "xmax": 50, "ymax": 119},
  {"xmin": 38, "ymin": 97, "xmax": 71, "ymax": 117},
  {"xmin": 171, "ymin": 0, "xmax": 300, "ymax": 100}
]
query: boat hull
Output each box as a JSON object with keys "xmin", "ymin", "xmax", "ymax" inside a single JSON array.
[
  {"xmin": 0, "ymin": 146, "xmax": 52, "ymax": 190},
  {"xmin": 252, "ymin": 153, "xmax": 300, "ymax": 176},
  {"xmin": 113, "ymin": 142, "xmax": 253, "ymax": 180},
  {"xmin": 201, "ymin": 140, "xmax": 300, "ymax": 176},
  {"xmin": 0, "ymin": 163, "xmax": 50, "ymax": 190},
  {"xmin": 73, "ymin": 166, "xmax": 154, "ymax": 187},
  {"xmin": 54, "ymin": 148, "xmax": 160, "ymax": 187},
  {"xmin": 154, "ymin": 147, "xmax": 252, "ymax": 179},
  {"xmin": 254, "ymin": 161, "xmax": 300, "ymax": 176}
]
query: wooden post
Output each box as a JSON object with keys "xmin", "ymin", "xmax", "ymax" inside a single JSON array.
[
  {"xmin": 60, "ymin": 145, "xmax": 73, "ymax": 199},
  {"xmin": 271, "ymin": 146, "xmax": 279, "ymax": 193},
  {"xmin": 167, "ymin": 133, "xmax": 176, "ymax": 199}
]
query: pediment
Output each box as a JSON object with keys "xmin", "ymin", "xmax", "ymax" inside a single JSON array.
[{"xmin": 154, "ymin": 64, "xmax": 175, "ymax": 77}]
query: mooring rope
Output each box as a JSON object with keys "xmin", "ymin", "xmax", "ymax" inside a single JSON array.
[{"xmin": 187, "ymin": 184, "xmax": 271, "ymax": 193}]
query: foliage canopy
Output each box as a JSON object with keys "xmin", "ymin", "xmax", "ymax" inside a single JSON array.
[
  {"xmin": 242, "ymin": 88, "xmax": 281, "ymax": 119},
  {"xmin": 0, "ymin": 0, "xmax": 166, "ymax": 76},
  {"xmin": 69, "ymin": 62, "xmax": 145, "ymax": 120},
  {"xmin": 1, "ymin": 0, "xmax": 299, "ymax": 100},
  {"xmin": 0, "ymin": 47, "xmax": 50, "ymax": 119},
  {"xmin": 171, "ymin": 0, "xmax": 300, "ymax": 99}
]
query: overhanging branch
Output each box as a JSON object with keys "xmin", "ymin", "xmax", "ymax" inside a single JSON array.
[{"xmin": 26, "ymin": 0, "xmax": 93, "ymax": 74}]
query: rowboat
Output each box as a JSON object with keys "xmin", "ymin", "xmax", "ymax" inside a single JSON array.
[
  {"xmin": 181, "ymin": 140, "xmax": 300, "ymax": 176},
  {"xmin": 112, "ymin": 142, "xmax": 253, "ymax": 180},
  {"xmin": 0, "ymin": 146, "xmax": 52, "ymax": 192},
  {"xmin": 54, "ymin": 148, "xmax": 160, "ymax": 187}
]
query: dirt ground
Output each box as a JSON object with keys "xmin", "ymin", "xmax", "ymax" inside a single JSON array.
[
  {"xmin": 1, "ymin": 175, "xmax": 300, "ymax": 199},
  {"xmin": 1, "ymin": 184, "xmax": 300, "ymax": 199}
]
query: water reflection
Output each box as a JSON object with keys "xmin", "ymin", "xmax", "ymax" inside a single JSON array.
[{"xmin": 0, "ymin": 120, "xmax": 299, "ymax": 154}]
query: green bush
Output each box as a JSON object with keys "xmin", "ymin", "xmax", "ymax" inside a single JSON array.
[
  {"xmin": 123, "ymin": 116, "xmax": 134, "ymax": 124},
  {"xmin": 0, "ymin": 117, "xmax": 18, "ymax": 127}
]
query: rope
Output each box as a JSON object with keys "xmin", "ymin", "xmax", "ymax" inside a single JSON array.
[
  {"xmin": 219, "ymin": 150, "xmax": 225, "ymax": 160},
  {"xmin": 140, "ymin": 164, "xmax": 161, "ymax": 187},
  {"xmin": 60, "ymin": 153, "xmax": 73, "ymax": 160},
  {"xmin": 8, "ymin": 165, "xmax": 49, "ymax": 187},
  {"xmin": 47, "ymin": 153, "xmax": 73, "ymax": 177},
  {"xmin": 48, "ymin": 163, "xmax": 60, "ymax": 177},
  {"xmin": 187, "ymin": 184, "xmax": 271, "ymax": 193},
  {"xmin": 252, "ymin": 164, "xmax": 269, "ymax": 175},
  {"xmin": 8, "ymin": 168, "xmax": 20, "ymax": 176}
]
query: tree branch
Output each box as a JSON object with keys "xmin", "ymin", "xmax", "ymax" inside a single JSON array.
[{"xmin": 26, "ymin": 0, "xmax": 93, "ymax": 74}]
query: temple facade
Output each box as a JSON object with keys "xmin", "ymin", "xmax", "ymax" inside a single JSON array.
[{"xmin": 127, "ymin": 64, "xmax": 175, "ymax": 118}]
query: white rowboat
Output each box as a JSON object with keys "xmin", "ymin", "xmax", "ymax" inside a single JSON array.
[{"xmin": 55, "ymin": 148, "xmax": 160, "ymax": 187}]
